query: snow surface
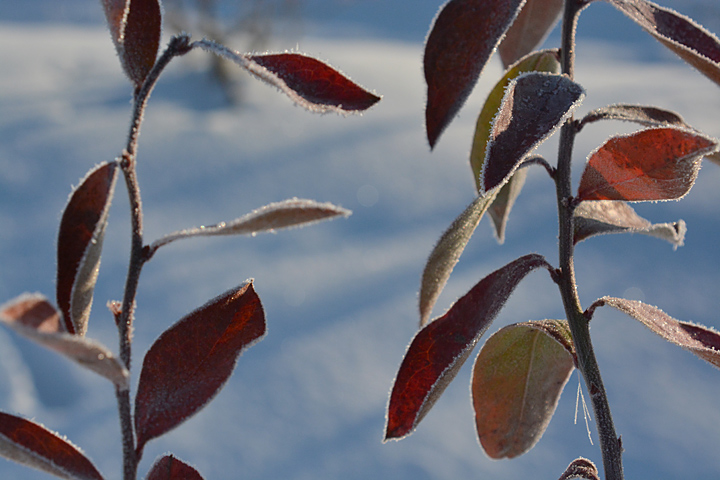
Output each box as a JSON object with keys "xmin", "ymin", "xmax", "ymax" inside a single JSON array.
[{"xmin": 1, "ymin": 1, "xmax": 720, "ymax": 479}]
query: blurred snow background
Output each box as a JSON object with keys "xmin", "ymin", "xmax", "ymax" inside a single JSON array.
[{"xmin": 1, "ymin": 1, "xmax": 720, "ymax": 479}]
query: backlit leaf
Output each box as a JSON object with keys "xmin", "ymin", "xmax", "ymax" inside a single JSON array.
[
  {"xmin": 577, "ymin": 127, "xmax": 718, "ymax": 202},
  {"xmin": 498, "ymin": 0, "xmax": 564, "ymax": 67},
  {"xmin": 605, "ymin": 0, "xmax": 720, "ymax": 86},
  {"xmin": 472, "ymin": 321, "xmax": 574, "ymax": 458},
  {"xmin": 196, "ymin": 40, "xmax": 380, "ymax": 114},
  {"xmin": 424, "ymin": 0, "xmax": 527, "ymax": 148},
  {"xmin": 587, "ymin": 297, "xmax": 720, "ymax": 369},
  {"xmin": 386, "ymin": 254, "xmax": 551, "ymax": 440},
  {"xmin": 146, "ymin": 455, "xmax": 205, "ymax": 480},
  {"xmin": 101, "ymin": 0, "xmax": 162, "ymax": 87},
  {"xmin": 134, "ymin": 281, "xmax": 266, "ymax": 453},
  {"xmin": 574, "ymin": 200, "xmax": 686, "ymax": 248},
  {"xmin": 419, "ymin": 194, "xmax": 495, "ymax": 327},
  {"xmin": 0, "ymin": 412, "xmax": 104, "ymax": 480},
  {"xmin": 0, "ymin": 294, "xmax": 130, "ymax": 389},
  {"xmin": 470, "ymin": 49, "xmax": 560, "ymax": 192},
  {"xmin": 150, "ymin": 199, "xmax": 350, "ymax": 251},
  {"xmin": 482, "ymin": 72, "xmax": 584, "ymax": 194},
  {"xmin": 57, "ymin": 161, "xmax": 118, "ymax": 335},
  {"xmin": 558, "ymin": 458, "xmax": 601, "ymax": 480}
]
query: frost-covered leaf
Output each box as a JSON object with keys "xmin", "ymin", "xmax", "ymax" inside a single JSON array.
[
  {"xmin": 577, "ymin": 127, "xmax": 718, "ymax": 202},
  {"xmin": 470, "ymin": 49, "xmax": 560, "ymax": 192},
  {"xmin": 472, "ymin": 320, "xmax": 574, "ymax": 458},
  {"xmin": 0, "ymin": 412, "xmax": 104, "ymax": 480},
  {"xmin": 605, "ymin": 0, "xmax": 720, "ymax": 86},
  {"xmin": 424, "ymin": 0, "xmax": 527, "ymax": 147},
  {"xmin": 419, "ymin": 194, "xmax": 495, "ymax": 327},
  {"xmin": 588, "ymin": 297, "xmax": 720, "ymax": 369},
  {"xmin": 558, "ymin": 458, "xmax": 601, "ymax": 480},
  {"xmin": 146, "ymin": 455, "xmax": 204, "ymax": 480},
  {"xmin": 195, "ymin": 41, "xmax": 380, "ymax": 113},
  {"xmin": 498, "ymin": 0, "xmax": 564, "ymax": 67},
  {"xmin": 57, "ymin": 161, "xmax": 118, "ymax": 335},
  {"xmin": 482, "ymin": 72, "xmax": 584, "ymax": 194},
  {"xmin": 134, "ymin": 281, "xmax": 266, "ymax": 453},
  {"xmin": 488, "ymin": 167, "xmax": 527, "ymax": 244},
  {"xmin": 150, "ymin": 199, "xmax": 350, "ymax": 251},
  {"xmin": 0, "ymin": 294, "xmax": 129, "ymax": 389},
  {"xmin": 574, "ymin": 200, "xmax": 686, "ymax": 248},
  {"xmin": 577, "ymin": 104, "xmax": 686, "ymax": 131},
  {"xmin": 101, "ymin": 0, "xmax": 162, "ymax": 87},
  {"xmin": 386, "ymin": 254, "xmax": 551, "ymax": 440}
]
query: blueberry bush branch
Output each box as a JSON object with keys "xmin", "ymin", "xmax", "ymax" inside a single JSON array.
[
  {"xmin": 386, "ymin": 0, "xmax": 720, "ymax": 479},
  {"xmin": 0, "ymin": 0, "xmax": 378, "ymax": 479}
]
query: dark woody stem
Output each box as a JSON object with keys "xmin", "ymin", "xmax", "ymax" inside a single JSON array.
[{"xmin": 555, "ymin": 1, "xmax": 624, "ymax": 479}]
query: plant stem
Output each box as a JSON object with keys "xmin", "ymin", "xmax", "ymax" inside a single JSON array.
[
  {"xmin": 555, "ymin": 1, "xmax": 624, "ymax": 479},
  {"xmin": 115, "ymin": 34, "xmax": 195, "ymax": 480}
]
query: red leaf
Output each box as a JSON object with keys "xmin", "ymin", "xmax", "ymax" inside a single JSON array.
[
  {"xmin": 1, "ymin": 294, "xmax": 130, "ymax": 388},
  {"xmin": 577, "ymin": 127, "xmax": 718, "ymax": 202},
  {"xmin": 101, "ymin": 0, "xmax": 162, "ymax": 87},
  {"xmin": 57, "ymin": 161, "xmax": 118, "ymax": 335},
  {"xmin": 146, "ymin": 455, "xmax": 205, "ymax": 480},
  {"xmin": 498, "ymin": 0, "xmax": 564, "ymax": 67},
  {"xmin": 588, "ymin": 297, "xmax": 720, "ymax": 369},
  {"xmin": 196, "ymin": 40, "xmax": 380, "ymax": 114},
  {"xmin": 482, "ymin": 73, "xmax": 584, "ymax": 194},
  {"xmin": 248, "ymin": 54, "xmax": 381, "ymax": 112},
  {"xmin": 424, "ymin": 0, "xmax": 527, "ymax": 148},
  {"xmin": 134, "ymin": 281, "xmax": 266, "ymax": 452},
  {"xmin": 606, "ymin": 0, "xmax": 720, "ymax": 86},
  {"xmin": 0, "ymin": 412, "xmax": 104, "ymax": 480},
  {"xmin": 385, "ymin": 254, "xmax": 550, "ymax": 441}
]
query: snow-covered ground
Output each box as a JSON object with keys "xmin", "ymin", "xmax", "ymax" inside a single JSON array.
[{"xmin": 1, "ymin": 2, "xmax": 720, "ymax": 479}]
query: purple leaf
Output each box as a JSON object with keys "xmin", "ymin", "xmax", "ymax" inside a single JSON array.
[
  {"xmin": 424, "ymin": 0, "xmax": 527, "ymax": 147},
  {"xmin": 57, "ymin": 161, "xmax": 118, "ymax": 335},
  {"xmin": 558, "ymin": 458, "xmax": 601, "ymax": 480},
  {"xmin": 577, "ymin": 104, "xmax": 687, "ymax": 131},
  {"xmin": 134, "ymin": 281, "xmax": 266, "ymax": 453},
  {"xmin": 588, "ymin": 296, "xmax": 720, "ymax": 369},
  {"xmin": 386, "ymin": 254, "xmax": 551, "ymax": 440},
  {"xmin": 100, "ymin": 0, "xmax": 163, "ymax": 87},
  {"xmin": 0, "ymin": 412, "xmax": 104, "ymax": 480},
  {"xmin": 574, "ymin": 200, "xmax": 686, "ymax": 248},
  {"xmin": 498, "ymin": 0, "xmax": 564, "ymax": 67},
  {"xmin": 605, "ymin": 0, "xmax": 720, "ymax": 86},
  {"xmin": 482, "ymin": 73, "xmax": 584, "ymax": 194}
]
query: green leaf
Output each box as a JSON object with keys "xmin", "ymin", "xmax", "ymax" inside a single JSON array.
[
  {"xmin": 471, "ymin": 320, "xmax": 574, "ymax": 458},
  {"xmin": 419, "ymin": 194, "xmax": 495, "ymax": 326}
]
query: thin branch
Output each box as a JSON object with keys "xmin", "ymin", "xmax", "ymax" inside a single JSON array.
[
  {"xmin": 115, "ymin": 33, "xmax": 195, "ymax": 480},
  {"xmin": 555, "ymin": 1, "xmax": 624, "ymax": 479}
]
